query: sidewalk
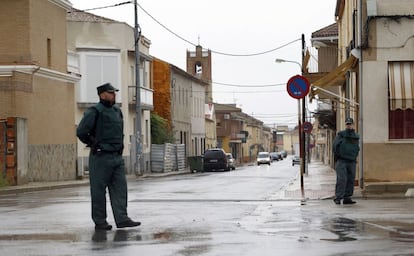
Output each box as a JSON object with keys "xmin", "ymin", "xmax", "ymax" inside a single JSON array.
[
  {"xmin": 272, "ymin": 160, "xmax": 412, "ymax": 200},
  {"xmin": 0, "ymin": 169, "xmax": 191, "ymax": 195},
  {"xmin": 271, "ymin": 161, "xmax": 361, "ymax": 200}
]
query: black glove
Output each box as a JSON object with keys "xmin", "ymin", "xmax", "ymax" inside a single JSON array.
[{"xmin": 88, "ymin": 136, "xmax": 99, "ymax": 154}]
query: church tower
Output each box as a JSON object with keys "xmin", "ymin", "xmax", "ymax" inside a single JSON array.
[{"xmin": 186, "ymin": 45, "xmax": 212, "ymax": 103}]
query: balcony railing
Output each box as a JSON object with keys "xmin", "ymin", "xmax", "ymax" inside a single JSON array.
[{"xmin": 128, "ymin": 86, "xmax": 153, "ymax": 110}]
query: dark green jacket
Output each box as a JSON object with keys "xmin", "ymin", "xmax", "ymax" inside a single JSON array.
[
  {"xmin": 332, "ymin": 129, "xmax": 360, "ymax": 161},
  {"xmin": 77, "ymin": 101, "xmax": 124, "ymax": 153}
]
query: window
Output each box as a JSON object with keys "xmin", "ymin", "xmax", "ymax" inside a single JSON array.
[
  {"xmin": 79, "ymin": 51, "xmax": 120, "ymax": 103},
  {"xmin": 388, "ymin": 61, "xmax": 414, "ymax": 139},
  {"xmin": 195, "ymin": 61, "xmax": 202, "ymax": 74},
  {"xmin": 145, "ymin": 119, "xmax": 149, "ymax": 146},
  {"xmin": 47, "ymin": 38, "xmax": 52, "ymax": 67}
]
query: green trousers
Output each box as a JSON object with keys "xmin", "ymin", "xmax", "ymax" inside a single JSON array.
[
  {"xmin": 334, "ymin": 159, "xmax": 356, "ymax": 200},
  {"xmin": 89, "ymin": 152, "xmax": 129, "ymax": 225}
]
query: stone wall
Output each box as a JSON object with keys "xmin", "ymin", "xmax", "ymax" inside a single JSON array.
[{"xmin": 28, "ymin": 144, "xmax": 76, "ymax": 182}]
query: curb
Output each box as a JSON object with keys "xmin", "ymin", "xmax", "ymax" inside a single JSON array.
[{"xmin": 0, "ymin": 170, "xmax": 193, "ymax": 195}]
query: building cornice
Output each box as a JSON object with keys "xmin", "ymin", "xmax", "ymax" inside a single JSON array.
[
  {"xmin": 49, "ymin": 0, "xmax": 73, "ymax": 11},
  {"xmin": 0, "ymin": 65, "xmax": 80, "ymax": 83}
]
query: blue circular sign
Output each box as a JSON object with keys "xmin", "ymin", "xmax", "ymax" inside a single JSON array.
[
  {"xmin": 303, "ymin": 121, "xmax": 313, "ymax": 133},
  {"xmin": 286, "ymin": 75, "xmax": 310, "ymax": 99}
]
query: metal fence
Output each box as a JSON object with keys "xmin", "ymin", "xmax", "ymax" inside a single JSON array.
[{"xmin": 151, "ymin": 143, "xmax": 186, "ymax": 173}]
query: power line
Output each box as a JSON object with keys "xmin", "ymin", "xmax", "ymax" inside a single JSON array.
[
  {"xmin": 213, "ymin": 81, "xmax": 285, "ymax": 87},
  {"xmin": 135, "ymin": 2, "xmax": 301, "ymax": 57},
  {"xmin": 173, "ymin": 89, "xmax": 286, "ymax": 94},
  {"xmin": 213, "ymin": 90, "xmax": 286, "ymax": 94},
  {"xmin": 68, "ymin": 1, "xmax": 132, "ymax": 13},
  {"xmin": 70, "ymin": 1, "xmax": 301, "ymax": 57},
  {"xmin": 70, "ymin": 1, "xmax": 301, "ymax": 58}
]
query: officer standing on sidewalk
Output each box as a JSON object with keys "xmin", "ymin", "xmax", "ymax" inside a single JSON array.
[
  {"xmin": 77, "ymin": 83, "xmax": 140, "ymax": 230},
  {"xmin": 332, "ymin": 117, "xmax": 360, "ymax": 205}
]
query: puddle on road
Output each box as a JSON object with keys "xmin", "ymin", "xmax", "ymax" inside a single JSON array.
[
  {"xmin": 0, "ymin": 227, "xmax": 211, "ymax": 245},
  {"xmin": 91, "ymin": 229, "xmax": 189, "ymax": 243},
  {"xmin": 0, "ymin": 233, "xmax": 78, "ymax": 242},
  {"xmin": 0, "ymin": 228, "xmax": 213, "ymax": 256},
  {"xmin": 365, "ymin": 220, "xmax": 414, "ymax": 243},
  {"xmin": 321, "ymin": 217, "xmax": 414, "ymax": 243},
  {"xmin": 321, "ymin": 217, "xmax": 360, "ymax": 242}
]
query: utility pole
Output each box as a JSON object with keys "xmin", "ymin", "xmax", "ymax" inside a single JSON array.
[
  {"xmin": 301, "ymin": 33, "xmax": 307, "ymax": 177},
  {"xmin": 134, "ymin": 0, "xmax": 142, "ymax": 175},
  {"xmin": 300, "ymin": 33, "xmax": 306, "ymax": 204},
  {"xmin": 274, "ymin": 35, "xmax": 307, "ymax": 204}
]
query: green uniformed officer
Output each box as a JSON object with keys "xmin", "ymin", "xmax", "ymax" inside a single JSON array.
[
  {"xmin": 77, "ymin": 83, "xmax": 140, "ymax": 230},
  {"xmin": 332, "ymin": 117, "xmax": 360, "ymax": 205}
]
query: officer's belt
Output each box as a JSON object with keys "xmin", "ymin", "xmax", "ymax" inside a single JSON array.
[{"xmin": 96, "ymin": 149, "xmax": 121, "ymax": 154}]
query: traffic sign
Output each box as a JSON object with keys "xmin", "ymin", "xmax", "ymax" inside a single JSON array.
[
  {"xmin": 286, "ymin": 75, "xmax": 310, "ymax": 99},
  {"xmin": 303, "ymin": 121, "xmax": 313, "ymax": 133}
]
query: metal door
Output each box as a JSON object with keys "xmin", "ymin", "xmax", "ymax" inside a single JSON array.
[{"xmin": 0, "ymin": 120, "xmax": 6, "ymax": 181}]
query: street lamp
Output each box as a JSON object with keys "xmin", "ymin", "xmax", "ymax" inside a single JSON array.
[
  {"xmin": 275, "ymin": 59, "xmax": 302, "ymax": 69},
  {"xmin": 275, "ymin": 57, "xmax": 307, "ymax": 204}
]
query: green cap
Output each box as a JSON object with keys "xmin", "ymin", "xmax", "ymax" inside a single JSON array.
[
  {"xmin": 97, "ymin": 83, "xmax": 119, "ymax": 95},
  {"xmin": 345, "ymin": 117, "xmax": 354, "ymax": 124}
]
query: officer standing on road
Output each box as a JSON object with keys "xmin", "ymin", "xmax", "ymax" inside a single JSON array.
[
  {"xmin": 332, "ymin": 117, "xmax": 360, "ymax": 205},
  {"xmin": 77, "ymin": 83, "xmax": 140, "ymax": 230}
]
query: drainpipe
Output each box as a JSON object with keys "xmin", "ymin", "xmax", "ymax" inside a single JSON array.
[{"xmin": 358, "ymin": 0, "xmax": 364, "ymax": 188}]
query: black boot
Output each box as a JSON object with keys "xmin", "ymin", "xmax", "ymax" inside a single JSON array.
[
  {"xmin": 333, "ymin": 198, "xmax": 341, "ymax": 205},
  {"xmin": 117, "ymin": 219, "xmax": 141, "ymax": 228},
  {"xmin": 95, "ymin": 222, "xmax": 112, "ymax": 230},
  {"xmin": 343, "ymin": 198, "xmax": 356, "ymax": 204}
]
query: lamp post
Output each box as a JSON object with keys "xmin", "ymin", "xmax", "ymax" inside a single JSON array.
[
  {"xmin": 275, "ymin": 57, "xmax": 307, "ymax": 204},
  {"xmin": 275, "ymin": 59, "xmax": 302, "ymax": 69}
]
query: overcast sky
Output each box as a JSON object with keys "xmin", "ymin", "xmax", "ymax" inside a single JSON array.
[{"xmin": 69, "ymin": 0, "xmax": 337, "ymax": 127}]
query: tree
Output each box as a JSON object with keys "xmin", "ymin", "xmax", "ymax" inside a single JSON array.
[{"xmin": 151, "ymin": 113, "xmax": 174, "ymax": 144}]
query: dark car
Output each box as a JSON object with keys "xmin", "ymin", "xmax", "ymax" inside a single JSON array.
[
  {"xmin": 277, "ymin": 151, "xmax": 284, "ymax": 160},
  {"xmin": 203, "ymin": 148, "xmax": 230, "ymax": 172},
  {"xmin": 292, "ymin": 155, "xmax": 300, "ymax": 166},
  {"xmin": 270, "ymin": 152, "xmax": 282, "ymax": 161}
]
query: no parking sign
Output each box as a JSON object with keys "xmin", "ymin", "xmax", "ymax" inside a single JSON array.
[
  {"xmin": 286, "ymin": 75, "xmax": 310, "ymax": 99},
  {"xmin": 303, "ymin": 121, "xmax": 313, "ymax": 133}
]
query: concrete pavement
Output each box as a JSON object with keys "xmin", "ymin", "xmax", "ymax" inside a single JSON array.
[
  {"xmin": 272, "ymin": 160, "xmax": 414, "ymax": 200},
  {"xmin": 1, "ymin": 160, "xmax": 414, "ymax": 255},
  {"xmin": 286, "ymin": 161, "xmax": 414, "ymax": 200}
]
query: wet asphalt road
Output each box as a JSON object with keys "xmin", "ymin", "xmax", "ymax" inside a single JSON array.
[{"xmin": 0, "ymin": 159, "xmax": 413, "ymax": 256}]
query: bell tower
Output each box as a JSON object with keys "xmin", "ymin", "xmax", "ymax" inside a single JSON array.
[{"xmin": 186, "ymin": 45, "xmax": 212, "ymax": 103}]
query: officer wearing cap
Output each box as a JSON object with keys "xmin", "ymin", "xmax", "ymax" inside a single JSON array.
[
  {"xmin": 332, "ymin": 117, "xmax": 360, "ymax": 205},
  {"xmin": 77, "ymin": 83, "xmax": 140, "ymax": 230}
]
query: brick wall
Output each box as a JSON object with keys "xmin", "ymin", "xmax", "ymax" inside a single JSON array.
[{"xmin": 0, "ymin": 0, "xmax": 31, "ymax": 64}]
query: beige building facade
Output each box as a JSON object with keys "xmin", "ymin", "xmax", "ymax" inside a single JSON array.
[
  {"xmin": 334, "ymin": 0, "xmax": 414, "ymax": 184},
  {"xmin": 67, "ymin": 9, "xmax": 153, "ymax": 175},
  {"xmin": 0, "ymin": 0, "xmax": 79, "ymax": 184}
]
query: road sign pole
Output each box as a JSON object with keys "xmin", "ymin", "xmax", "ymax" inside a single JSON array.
[
  {"xmin": 297, "ymin": 98, "xmax": 304, "ymax": 201},
  {"xmin": 300, "ymin": 34, "xmax": 306, "ymax": 204},
  {"xmin": 282, "ymin": 40, "xmax": 309, "ymax": 205}
]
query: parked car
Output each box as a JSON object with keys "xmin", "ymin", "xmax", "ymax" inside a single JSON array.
[
  {"xmin": 277, "ymin": 151, "xmax": 284, "ymax": 160},
  {"xmin": 257, "ymin": 151, "xmax": 271, "ymax": 165},
  {"xmin": 292, "ymin": 155, "xmax": 300, "ymax": 166},
  {"xmin": 203, "ymin": 148, "xmax": 230, "ymax": 172},
  {"xmin": 270, "ymin": 152, "xmax": 282, "ymax": 161},
  {"xmin": 280, "ymin": 150, "xmax": 287, "ymax": 158},
  {"xmin": 226, "ymin": 153, "xmax": 236, "ymax": 170}
]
